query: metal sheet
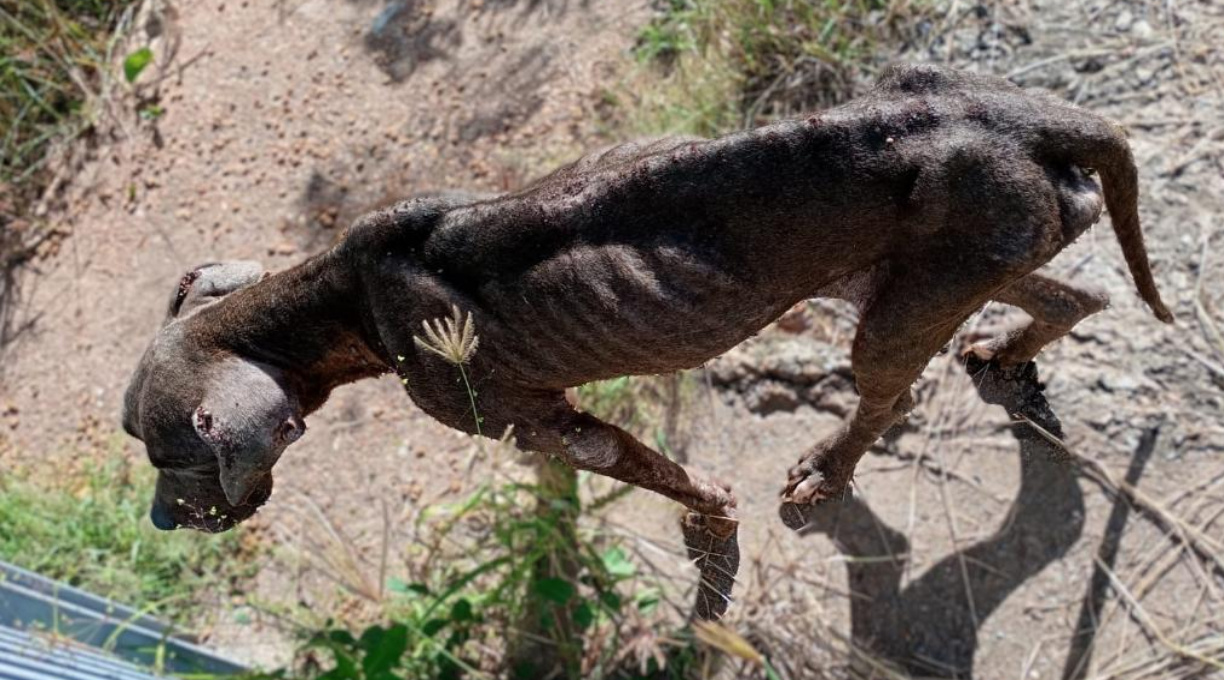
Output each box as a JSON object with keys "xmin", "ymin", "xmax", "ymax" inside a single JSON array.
[
  {"xmin": 0, "ymin": 625, "xmax": 162, "ymax": 680},
  {"xmin": 0, "ymin": 561, "xmax": 245, "ymax": 678}
]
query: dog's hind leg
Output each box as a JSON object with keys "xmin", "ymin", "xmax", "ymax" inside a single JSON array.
[
  {"xmin": 779, "ymin": 139, "xmax": 1079, "ymax": 527},
  {"xmin": 966, "ymin": 272, "xmax": 1108, "ymax": 367},
  {"xmin": 520, "ymin": 402, "xmax": 739, "ymax": 620},
  {"xmin": 779, "ymin": 267, "xmax": 1008, "ymax": 529}
]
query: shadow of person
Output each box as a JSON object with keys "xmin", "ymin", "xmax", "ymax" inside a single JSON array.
[{"xmin": 787, "ymin": 358, "xmax": 1085, "ymax": 678}]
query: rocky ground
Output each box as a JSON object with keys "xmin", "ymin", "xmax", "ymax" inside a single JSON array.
[{"xmin": 0, "ymin": 0, "xmax": 1221, "ymax": 676}]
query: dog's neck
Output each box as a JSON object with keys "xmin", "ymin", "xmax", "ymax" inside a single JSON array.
[{"xmin": 197, "ymin": 248, "xmax": 389, "ymax": 411}]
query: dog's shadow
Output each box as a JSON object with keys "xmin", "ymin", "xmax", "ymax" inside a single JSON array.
[{"xmin": 792, "ymin": 359, "xmax": 1086, "ymax": 678}]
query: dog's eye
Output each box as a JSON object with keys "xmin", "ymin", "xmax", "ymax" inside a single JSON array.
[{"xmin": 277, "ymin": 419, "xmax": 304, "ymax": 444}]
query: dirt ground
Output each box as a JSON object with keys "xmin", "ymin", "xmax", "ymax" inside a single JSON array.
[{"xmin": 1, "ymin": 0, "xmax": 1221, "ymax": 677}]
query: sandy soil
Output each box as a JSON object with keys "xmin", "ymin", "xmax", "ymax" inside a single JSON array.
[
  {"xmin": 0, "ymin": 0, "xmax": 646, "ymax": 665},
  {"xmin": 1, "ymin": 0, "xmax": 1221, "ymax": 676}
]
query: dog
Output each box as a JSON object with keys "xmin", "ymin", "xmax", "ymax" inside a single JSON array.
[{"xmin": 123, "ymin": 64, "xmax": 1172, "ymax": 618}]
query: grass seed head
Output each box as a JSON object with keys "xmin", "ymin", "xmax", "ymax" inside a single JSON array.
[{"xmin": 414, "ymin": 304, "xmax": 480, "ymax": 365}]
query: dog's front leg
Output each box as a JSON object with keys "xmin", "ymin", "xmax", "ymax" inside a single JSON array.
[{"xmin": 523, "ymin": 403, "xmax": 740, "ymax": 621}]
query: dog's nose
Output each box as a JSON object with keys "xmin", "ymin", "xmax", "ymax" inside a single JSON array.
[{"xmin": 150, "ymin": 500, "xmax": 178, "ymax": 531}]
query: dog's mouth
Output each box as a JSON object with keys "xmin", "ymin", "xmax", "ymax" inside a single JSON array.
[{"xmin": 150, "ymin": 474, "xmax": 273, "ymax": 533}]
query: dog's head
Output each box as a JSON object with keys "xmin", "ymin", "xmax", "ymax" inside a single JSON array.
[{"xmin": 124, "ymin": 262, "xmax": 304, "ymax": 533}]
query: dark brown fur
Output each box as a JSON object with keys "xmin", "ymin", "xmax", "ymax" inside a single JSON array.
[{"xmin": 123, "ymin": 64, "xmax": 1172, "ymax": 619}]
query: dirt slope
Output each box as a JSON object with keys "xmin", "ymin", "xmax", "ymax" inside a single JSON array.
[{"xmin": 0, "ymin": 0, "xmax": 646, "ymax": 665}]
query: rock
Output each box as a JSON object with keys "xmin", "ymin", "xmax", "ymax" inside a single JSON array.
[
  {"xmin": 1095, "ymin": 367, "xmax": 1158, "ymax": 394},
  {"xmin": 743, "ymin": 381, "xmax": 800, "ymax": 414},
  {"xmin": 1099, "ymin": 372, "xmax": 1139, "ymax": 392},
  {"xmin": 709, "ymin": 333, "xmax": 854, "ymax": 415}
]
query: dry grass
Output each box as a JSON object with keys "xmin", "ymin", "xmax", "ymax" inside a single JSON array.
[
  {"xmin": 0, "ymin": 0, "xmax": 139, "ymax": 216},
  {"xmin": 621, "ymin": 0, "xmax": 937, "ymax": 137},
  {"xmin": 680, "ymin": 347, "xmax": 1223, "ymax": 679},
  {"xmin": 609, "ymin": 0, "xmax": 1224, "ymax": 675},
  {"xmin": 1, "ymin": 0, "xmax": 144, "ymax": 347},
  {"xmin": 1016, "ymin": 418, "xmax": 1224, "ymax": 679}
]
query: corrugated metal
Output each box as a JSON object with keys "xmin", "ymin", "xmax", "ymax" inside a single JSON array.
[
  {"xmin": 0, "ymin": 625, "xmax": 161, "ymax": 680},
  {"xmin": 0, "ymin": 561, "xmax": 245, "ymax": 678}
]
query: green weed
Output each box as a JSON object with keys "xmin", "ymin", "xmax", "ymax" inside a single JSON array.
[
  {"xmin": 253, "ymin": 456, "xmax": 713, "ymax": 680},
  {"xmin": 576, "ymin": 373, "xmax": 696, "ymax": 461},
  {"xmin": 0, "ymin": 449, "xmax": 255, "ymax": 621},
  {"xmin": 0, "ymin": 0, "xmax": 140, "ymax": 215},
  {"xmin": 625, "ymin": 0, "xmax": 935, "ymax": 136},
  {"xmin": 254, "ymin": 312, "xmax": 713, "ymax": 678}
]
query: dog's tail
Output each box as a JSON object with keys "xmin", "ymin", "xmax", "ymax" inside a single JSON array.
[{"xmin": 1038, "ymin": 111, "xmax": 1174, "ymax": 324}]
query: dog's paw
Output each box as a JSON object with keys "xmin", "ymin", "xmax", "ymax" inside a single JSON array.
[
  {"xmin": 693, "ymin": 478, "xmax": 737, "ymax": 517},
  {"xmin": 962, "ymin": 343, "xmax": 997, "ymax": 365},
  {"xmin": 964, "ymin": 356, "xmax": 1043, "ymax": 407},
  {"xmin": 780, "ymin": 458, "xmax": 843, "ymax": 504},
  {"xmin": 779, "ymin": 458, "xmax": 852, "ymax": 531},
  {"xmin": 963, "ymin": 344, "xmax": 1039, "ymax": 381},
  {"xmin": 780, "ymin": 471, "xmax": 831, "ymax": 506}
]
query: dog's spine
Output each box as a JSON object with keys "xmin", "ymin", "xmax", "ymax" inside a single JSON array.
[{"xmin": 342, "ymin": 197, "xmax": 451, "ymax": 255}]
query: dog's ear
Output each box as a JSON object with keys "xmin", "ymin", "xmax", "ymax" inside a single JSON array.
[
  {"xmin": 169, "ymin": 261, "xmax": 266, "ymax": 320},
  {"xmin": 193, "ymin": 360, "xmax": 303, "ymax": 506},
  {"xmin": 122, "ymin": 357, "xmax": 149, "ymax": 440}
]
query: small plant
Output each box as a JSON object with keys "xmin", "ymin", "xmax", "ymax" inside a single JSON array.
[
  {"xmin": 634, "ymin": 0, "xmax": 698, "ymax": 65},
  {"xmin": 0, "ymin": 446, "xmax": 255, "ymax": 622},
  {"xmin": 415, "ymin": 305, "xmax": 483, "ymax": 436},
  {"xmin": 0, "ymin": 0, "xmax": 141, "ymax": 208},
  {"xmin": 625, "ymin": 0, "xmax": 935, "ymax": 136},
  {"xmin": 256, "ymin": 458, "xmax": 706, "ymax": 680},
  {"xmin": 414, "ymin": 305, "xmax": 480, "ymax": 367},
  {"xmin": 262, "ymin": 301, "xmax": 718, "ymax": 678},
  {"xmin": 122, "ymin": 45, "xmax": 152, "ymax": 83},
  {"xmin": 138, "ymin": 103, "xmax": 164, "ymax": 120}
]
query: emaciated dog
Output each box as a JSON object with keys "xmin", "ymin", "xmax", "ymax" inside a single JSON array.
[{"xmin": 123, "ymin": 64, "xmax": 1172, "ymax": 619}]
